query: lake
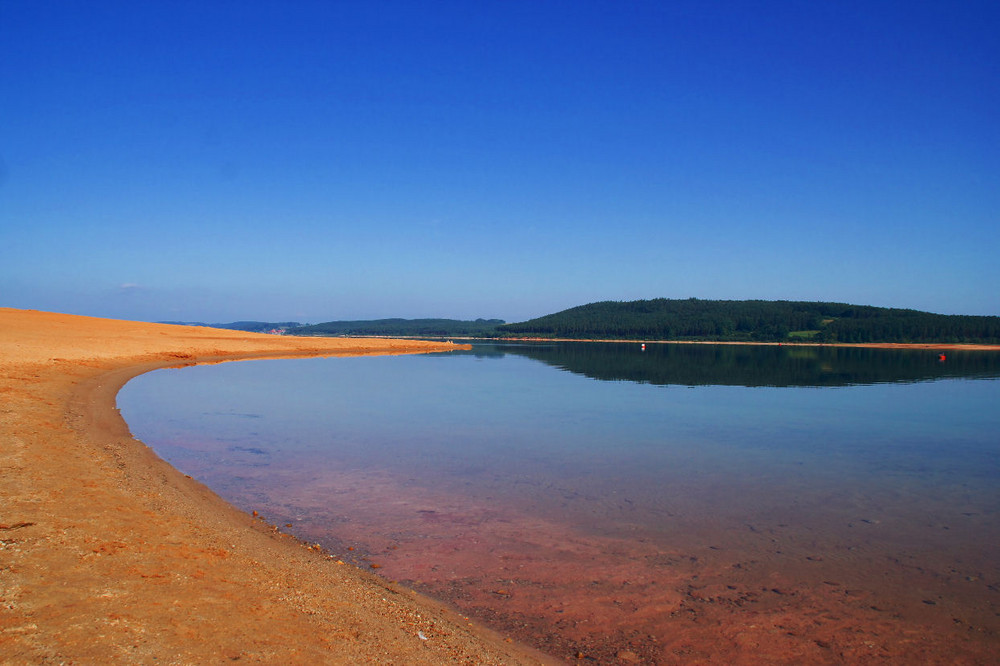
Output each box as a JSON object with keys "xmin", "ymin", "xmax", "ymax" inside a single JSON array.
[{"xmin": 118, "ymin": 342, "xmax": 1000, "ymax": 664}]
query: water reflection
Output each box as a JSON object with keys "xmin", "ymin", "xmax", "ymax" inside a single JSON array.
[{"xmin": 451, "ymin": 342, "xmax": 1000, "ymax": 387}]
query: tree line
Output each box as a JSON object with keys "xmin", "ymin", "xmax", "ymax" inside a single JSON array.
[{"xmin": 497, "ymin": 299, "xmax": 1000, "ymax": 344}]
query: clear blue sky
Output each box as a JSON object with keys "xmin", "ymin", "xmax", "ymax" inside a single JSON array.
[{"xmin": 2, "ymin": 1, "xmax": 998, "ymax": 323}]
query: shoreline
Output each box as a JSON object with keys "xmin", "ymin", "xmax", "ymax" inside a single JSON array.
[
  {"xmin": 510, "ymin": 339, "xmax": 1000, "ymax": 350},
  {"xmin": 337, "ymin": 334, "xmax": 1000, "ymax": 351},
  {"xmin": 0, "ymin": 308, "xmax": 553, "ymax": 664}
]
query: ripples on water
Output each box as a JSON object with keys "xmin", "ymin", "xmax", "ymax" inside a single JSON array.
[{"xmin": 119, "ymin": 343, "xmax": 1000, "ymax": 663}]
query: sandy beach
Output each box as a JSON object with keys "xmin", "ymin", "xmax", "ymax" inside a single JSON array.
[{"xmin": 0, "ymin": 308, "xmax": 553, "ymax": 664}]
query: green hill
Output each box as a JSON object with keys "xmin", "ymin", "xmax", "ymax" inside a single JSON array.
[{"xmin": 498, "ymin": 299, "xmax": 1000, "ymax": 344}]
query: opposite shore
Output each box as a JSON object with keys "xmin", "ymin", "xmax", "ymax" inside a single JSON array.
[
  {"xmin": 344, "ymin": 333, "xmax": 1000, "ymax": 351},
  {"xmin": 0, "ymin": 308, "xmax": 553, "ymax": 664}
]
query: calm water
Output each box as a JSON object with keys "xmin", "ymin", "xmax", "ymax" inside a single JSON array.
[{"xmin": 118, "ymin": 343, "xmax": 1000, "ymax": 663}]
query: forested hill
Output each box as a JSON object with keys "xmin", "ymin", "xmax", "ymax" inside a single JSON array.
[
  {"xmin": 498, "ymin": 299, "xmax": 1000, "ymax": 344},
  {"xmin": 287, "ymin": 318, "xmax": 505, "ymax": 337}
]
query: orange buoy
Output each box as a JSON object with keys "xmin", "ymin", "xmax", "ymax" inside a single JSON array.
[{"xmin": 939, "ymin": 354, "xmax": 946, "ymax": 362}]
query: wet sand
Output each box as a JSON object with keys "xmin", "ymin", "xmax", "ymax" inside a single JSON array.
[{"xmin": 0, "ymin": 308, "xmax": 553, "ymax": 664}]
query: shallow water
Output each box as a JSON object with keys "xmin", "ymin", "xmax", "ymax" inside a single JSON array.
[{"xmin": 119, "ymin": 343, "xmax": 1000, "ymax": 663}]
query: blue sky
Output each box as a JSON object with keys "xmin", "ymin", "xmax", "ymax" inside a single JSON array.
[{"xmin": 2, "ymin": 1, "xmax": 998, "ymax": 323}]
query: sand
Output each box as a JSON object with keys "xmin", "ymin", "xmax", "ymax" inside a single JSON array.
[{"xmin": 0, "ymin": 308, "xmax": 554, "ymax": 664}]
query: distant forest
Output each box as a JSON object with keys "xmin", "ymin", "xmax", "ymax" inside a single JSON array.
[
  {"xmin": 199, "ymin": 299, "xmax": 1000, "ymax": 344},
  {"xmin": 287, "ymin": 318, "xmax": 505, "ymax": 337},
  {"xmin": 497, "ymin": 299, "xmax": 1000, "ymax": 344}
]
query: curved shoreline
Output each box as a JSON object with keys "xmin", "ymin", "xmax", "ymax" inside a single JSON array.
[{"xmin": 0, "ymin": 308, "xmax": 553, "ymax": 664}]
